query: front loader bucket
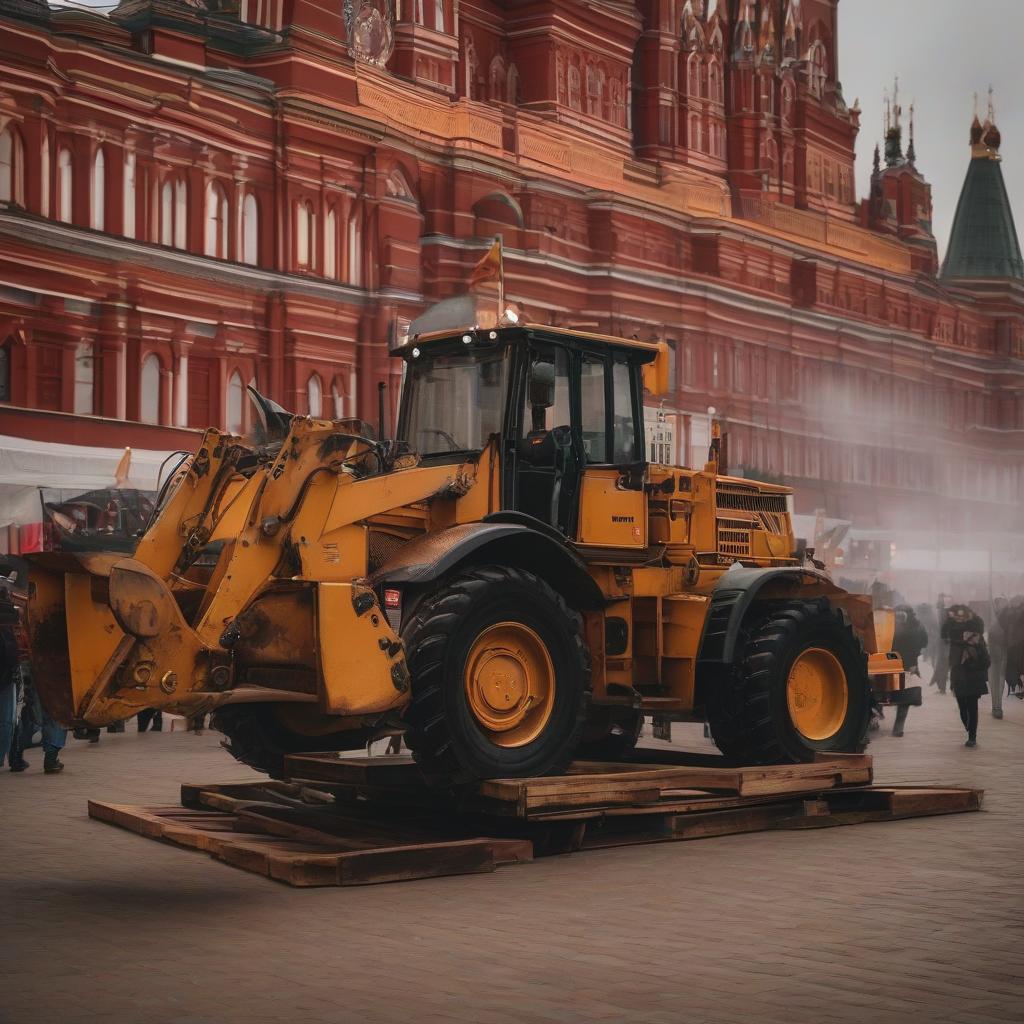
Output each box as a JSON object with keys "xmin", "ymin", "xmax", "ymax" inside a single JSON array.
[{"xmin": 26, "ymin": 552, "xmax": 129, "ymax": 727}]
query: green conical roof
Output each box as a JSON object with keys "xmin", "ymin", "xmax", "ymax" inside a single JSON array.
[{"xmin": 942, "ymin": 140, "xmax": 1024, "ymax": 281}]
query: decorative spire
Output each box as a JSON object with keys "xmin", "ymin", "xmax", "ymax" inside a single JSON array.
[
  {"xmin": 883, "ymin": 76, "xmax": 904, "ymax": 167},
  {"xmin": 873, "ymin": 143, "xmax": 881, "ymax": 175},
  {"xmin": 944, "ymin": 108, "xmax": 1023, "ymax": 280},
  {"xmin": 907, "ymin": 103, "xmax": 916, "ymax": 165}
]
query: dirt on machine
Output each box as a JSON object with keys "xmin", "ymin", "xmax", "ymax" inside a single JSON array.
[{"xmin": 26, "ymin": 322, "xmax": 905, "ymax": 787}]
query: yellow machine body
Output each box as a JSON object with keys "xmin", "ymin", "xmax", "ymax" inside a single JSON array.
[{"xmin": 27, "ymin": 324, "xmax": 889, "ymax": 767}]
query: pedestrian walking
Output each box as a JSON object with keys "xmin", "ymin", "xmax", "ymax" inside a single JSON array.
[
  {"xmin": 39, "ymin": 706, "xmax": 67, "ymax": 774},
  {"xmin": 988, "ymin": 597, "xmax": 1007, "ymax": 719},
  {"xmin": 1002, "ymin": 595, "xmax": 1024, "ymax": 699},
  {"xmin": 893, "ymin": 605, "xmax": 928, "ymax": 677},
  {"xmin": 0, "ymin": 590, "xmax": 25, "ymax": 770},
  {"xmin": 942, "ymin": 604, "xmax": 990, "ymax": 748},
  {"xmin": 931, "ymin": 593, "xmax": 953, "ymax": 694}
]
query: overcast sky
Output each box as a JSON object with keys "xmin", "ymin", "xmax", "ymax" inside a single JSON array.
[{"xmin": 840, "ymin": 0, "xmax": 1024, "ymax": 260}]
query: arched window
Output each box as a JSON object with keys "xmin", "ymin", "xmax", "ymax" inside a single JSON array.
[
  {"xmin": 0, "ymin": 338, "xmax": 11, "ymax": 402},
  {"xmin": 689, "ymin": 114, "xmax": 703, "ymax": 153},
  {"xmin": 0, "ymin": 126, "xmax": 25, "ymax": 205},
  {"xmin": 585, "ymin": 65, "xmax": 603, "ymax": 116},
  {"xmin": 174, "ymin": 179, "xmax": 187, "ymax": 248},
  {"xmin": 331, "ymin": 378, "xmax": 345, "ymax": 419},
  {"xmin": 204, "ymin": 181, "xmax": 229, "ymax": 258},
  {"xmin": 123, "ymin": 151, "xmax": 136, "ymax": 239},
  {"xmin": 433, "ymin": 0, "xmax": 445, "ymax": 32},
  {"xmin": 307, "ymin": 373, "xmax": 322, "ymax": 417},
  {"xmin": 489, "ymin": 56, "xmax": 506, "ymax": 102},
  {"xmin": 160, "ymin": 181, "xmax": 173, "ymax": 245},
  {"xmin": 808, "ymin": 41, "xmax": 827, "ymax": 97},
  {"xmin": 91, "ymin": 148, "xmax": 105, "ymax": 230},
  {"xmin": 241, "ymin": 192, "xmax": 258, "ymax": 266},
  {"xmin": 347, "ymin": 214, "xmax": 361, "ymax": 286},
  {"xmin": 464, "ymin": 38, "xmax": 478, "ymax": 99},
  {"xmin": 57, "ymin": 147, "xmax": 73, "ymax": 223},
  {"xmin": 296, "ymin": 200, "xmax": 315, "ymax": 269},
  {"xmin": 506, "ymin": 64, "xmax": 519, "ymax": 106},
  {"xmin": 708, "ymin": 60, "xmax": 722, "ymax": 104},
  {"xmin": 781, "ymin": 80, "xmax": 794, "ymax": 122},
  {"xmin": 159, "ymin": 178, "xmax": 188, "ymax": 248},
  {"xmin": 140, "ymin": 353, "xmax": 161, "ymax": 424},
  {"xmin": 40, "ymin": 135, "xmax": 49, "ymax": 218},
  {"xmin": 759, "ymin": 74, "xmax": 774, "ymax": 114},
  {"xmin": 687, "ymin": 53, "xmax": 701, "ymax": 96},
  {"xmin": 226, "ymin": 371, "xmax": 244, "ymax": 433},
  {"xmin": 74, "ymin": 342, "xmax": 94, "ymax": 415},
  {"xmin": 567, "ymin": 65, "xmax": 582, "ymax": 110},
  {"xmin": 325, "ymin": 208, "xmax": 338, "ymax": 279}
]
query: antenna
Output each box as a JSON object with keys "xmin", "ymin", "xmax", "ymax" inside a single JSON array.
[{"xmin": 988, "ymin": 84, "xmax": 995, "ymax": 123}]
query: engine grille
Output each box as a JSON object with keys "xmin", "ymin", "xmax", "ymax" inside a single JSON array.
[
  {"xmin": 716, "ymin": 487, "xmax": 788, "ymax": 513},
  {"xmin": 717, "ymin": 528, "xmax": 752, "ymax": 557}
]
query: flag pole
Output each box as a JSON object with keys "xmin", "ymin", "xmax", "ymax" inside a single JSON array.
[{"xmin": 496, "ymin": 235, "xmax": 504, "ymax": 318}]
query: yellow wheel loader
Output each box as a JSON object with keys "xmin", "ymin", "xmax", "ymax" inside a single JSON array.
[{"xmin": 27, "ymin": 325, "xmax": 896, "ymax": 785}]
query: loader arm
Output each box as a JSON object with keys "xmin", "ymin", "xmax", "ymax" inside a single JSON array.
[{"xmin": 27, "ymin": 417, "xmax": 481, "ymax": 728}]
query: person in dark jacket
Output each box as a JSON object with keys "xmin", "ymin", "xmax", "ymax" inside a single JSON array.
[
  {"xmin": 0, "ymin": 591, "xmax": 23, "ymax": 769},
  {"xmin": 931, "ymin": 593, "xmax": 953, "ymax": 694},
  {"xmin": 1001, "ymin": 595, "xmax": 1024, "ymax": 699},
  {"xmin": 942, "ymin": 604, "xmax": 990, "ymax": 747},
  {"xmin": 988, "ymin": 598, "xmax": 1007, "ymax": 719},
  {"xmin": 893, "ymin": 605, "xmax": 928, "ymax": 677}
]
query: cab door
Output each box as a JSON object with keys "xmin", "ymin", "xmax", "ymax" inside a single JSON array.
[{"xmin": 574, "ymin": 352, "xmax": 648, "ymax": 551}]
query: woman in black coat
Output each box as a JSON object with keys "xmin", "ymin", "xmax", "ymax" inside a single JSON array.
[{"xmin": 941, "ymin": 604, "xmax": 990, "ymax": 747}]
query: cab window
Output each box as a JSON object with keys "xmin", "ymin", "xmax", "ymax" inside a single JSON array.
[
  {"xmin": 580, "ymin": 355, "xmax": 608, "ymax": 463},
  {"xmin": 611, "ymin": 359, "xmax": 637, "ymax": 464},
  {"xmin": 523, "ymin": 348, "xmax": 570, "ymax": 437}
]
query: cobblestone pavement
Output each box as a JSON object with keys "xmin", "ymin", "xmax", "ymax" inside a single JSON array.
[{"xmin": 2, "ymin": 671, "xmax": 1022, "ymax": 1024}]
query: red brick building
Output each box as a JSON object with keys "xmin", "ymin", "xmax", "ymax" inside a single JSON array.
[{"xmin": 0, "ymin": 0, "xmax": 1022, "ymax": 581}]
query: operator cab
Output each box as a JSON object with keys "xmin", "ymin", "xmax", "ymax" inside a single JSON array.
[{"xmin": 394, "ymin": 325, "xmax": 659, "ymax": 547}]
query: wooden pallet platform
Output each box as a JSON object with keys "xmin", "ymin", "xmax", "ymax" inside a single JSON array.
[{"xmin": 87, "ymin": 751, "xmax": 983, "ymax": 888}]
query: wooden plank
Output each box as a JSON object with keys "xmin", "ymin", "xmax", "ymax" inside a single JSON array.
[
  {"xmin": 88, "ymin": 801, "xmax": 180, "ymax": 839},
  {"xmin": 480, "ymin": 759, "xmax": 872, "ymax": 818},
  {"xmin": 283, "ymin": 753, "xmax": 424, "ymax": 787},
  {"xmin": 180, "ymin": 780, "xmax": 302, "ymax": 810},
  {"xmin": 266, "ymin": 839, "xmax": 501, "ymax": 888}
]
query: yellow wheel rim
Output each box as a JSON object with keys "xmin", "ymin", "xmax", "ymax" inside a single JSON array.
[
  {"xmin": 786, "ymin": 647, "xmax": 849, "ymax": 741},
  {"xmin": 464, "ymin": 621, "xmax": 555, "ymax": 748}
]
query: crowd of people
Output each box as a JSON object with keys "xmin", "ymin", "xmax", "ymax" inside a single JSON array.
[{"xmin": 891, "ymin": 591, "xmax": 1024, "ymax": 747}]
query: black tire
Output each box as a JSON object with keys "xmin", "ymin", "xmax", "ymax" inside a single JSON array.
[
  {"xmin": 706, "ymin": 599, "xmax": 871, "ymax": 764},
  {"xmin": 576, "ymin": 708, "xmax": 644, "ymax": 762},
  {"xmin": 211, "ymin": 705, "xmax": 376, "ymax": 779},
  {"xmin": 401, "ymin": 565, "xmax": 590, "ymax": 787}
]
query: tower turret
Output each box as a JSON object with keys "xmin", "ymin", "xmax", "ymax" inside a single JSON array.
[{"xmin": 943, "ymin": 96, "xmax": 1024, "ymax": 281}]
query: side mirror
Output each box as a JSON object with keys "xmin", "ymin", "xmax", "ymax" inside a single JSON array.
[
  {"xmin": 642, "ymin": 342, "xmax": 671, "ymax": 397},
  {"xmin": 528, "ymin": 359, "xmax": 556, "ymax": 409}
]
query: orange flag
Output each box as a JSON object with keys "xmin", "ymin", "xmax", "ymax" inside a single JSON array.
[
  {"xmin": 468, "ymin": 237, "xmax": 503, "ymax": 291},
  {"xmin": 114, "ymin": 447, "xmax": 132, "ymax": 488}
]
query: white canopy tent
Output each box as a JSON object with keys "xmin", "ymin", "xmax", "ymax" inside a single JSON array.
[{"xmin": 0, "ymin": 435, "xmax": 182, "ymax": 529}]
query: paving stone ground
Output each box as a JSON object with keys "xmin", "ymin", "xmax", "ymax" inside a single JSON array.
[{"xmin": 2, "ymin": 667, "xmax": 1022, "ymax": 1024}]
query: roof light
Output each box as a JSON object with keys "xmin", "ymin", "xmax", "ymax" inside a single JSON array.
[
  {"xmin": 462, "ymin": 334, "xmax": 473, "ymax": 344},
  {"xmin": 412, "ymin": 347, "xmax": 421, "ymax": 358},
  {"xmin": 488, "ymin": 330, "xmax": 498, "ymax": 340},
  {"xmin": 503, "ymin": 307, "xmax": 520, "ymax": 324}
]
